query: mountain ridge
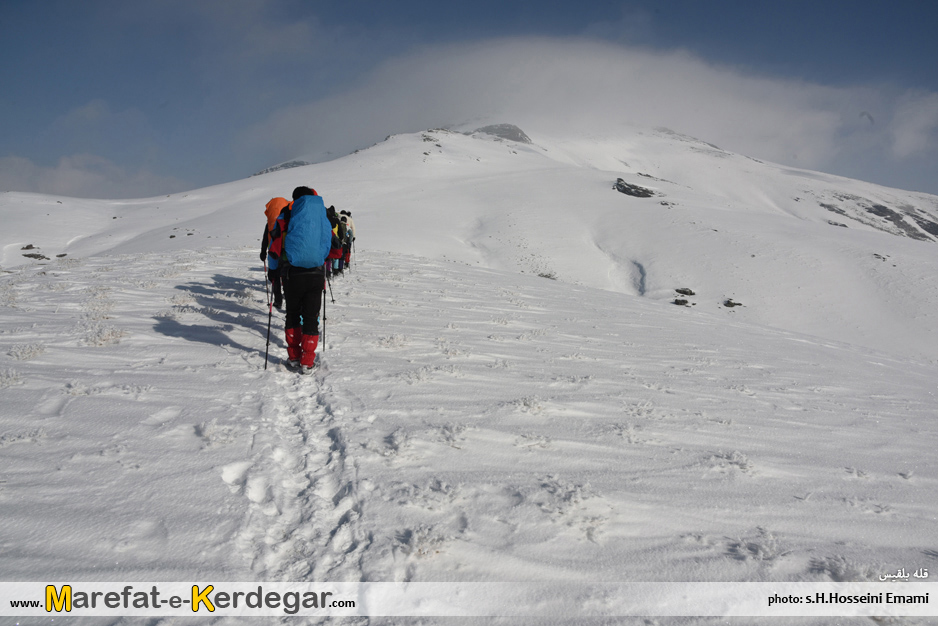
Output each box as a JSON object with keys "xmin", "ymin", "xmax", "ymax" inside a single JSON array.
[{"xmin": 2, "ymin": 123, "xmax": 937, "ymax": 359}]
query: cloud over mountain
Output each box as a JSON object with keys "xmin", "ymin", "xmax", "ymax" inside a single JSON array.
[{"xmin": 244, "ymin": 37, "xmax": 938, "ymax": 194}]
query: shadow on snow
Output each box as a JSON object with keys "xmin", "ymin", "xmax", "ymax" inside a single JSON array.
[{"xmin": 152, "ymin": 273, "xmax": 281, "ymax": 354}]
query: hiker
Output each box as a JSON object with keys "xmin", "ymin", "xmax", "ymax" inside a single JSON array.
[
  {"xmin": 267, "ymin": 186, "xmax": 334, "ymax": 372},
  {"xmin": 340, "ymin": 210, "xmax": 356, "ymax": 269},
  {"xmin": 260, "ymin": 197, "xmax": 290, "ymax": 308},
  {"xmin": 340, "ymin": 210, "xmax": 355, "ymax": 269},
  {"xmin": 325, "ymin": 205, "xmax": 345, "ymax": 276},
  {"xmin": 334, "ymin": 209, "xmax": 348, "ymax": 273}
]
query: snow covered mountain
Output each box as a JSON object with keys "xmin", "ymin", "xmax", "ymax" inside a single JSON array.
[
  {"xmin": 4, "ymin": 124, "xmax": 938, "ymax": 358},
  {"xmin": 1, "ymin": 125, "xmax": 936, "ymax": 621}
]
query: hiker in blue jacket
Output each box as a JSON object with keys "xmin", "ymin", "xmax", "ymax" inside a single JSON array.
[{"xmin": 267, "ymin": 186, "xmax": 334, "ymax": 372}]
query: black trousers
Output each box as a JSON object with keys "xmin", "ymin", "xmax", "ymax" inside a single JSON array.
[
  {"xmin": 283, "ymin": 269, "xmax": 324, "ymax": 336},
  {"xmin": 268, "ymin": 268, "xmax": 282, "ymax": 303}
]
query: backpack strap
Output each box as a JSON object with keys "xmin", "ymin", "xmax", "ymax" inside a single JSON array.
[
  {"xmin": 272, "ymin": 205, "xmax": 293, "ymax": 277},
  {"xmin": 280, "ymin": 204, "xmax": 293, "ymax": 261}
]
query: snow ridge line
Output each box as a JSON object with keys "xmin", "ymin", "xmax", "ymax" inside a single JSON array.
[{"xmin": 230, "ymin": 359, "xmax": 369, "ymax": 583}]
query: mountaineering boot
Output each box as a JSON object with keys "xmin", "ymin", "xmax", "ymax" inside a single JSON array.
[
  {"xmin": 300, "ymin": 334, "xmax": 319, "ymax": 373},
  {"xmin": 285, "ymin": 327, "xmax": 301, "ymax": 367},
  {"xmin": 273, "ymin": 296, "xmax": 283, "ymax": 309}
]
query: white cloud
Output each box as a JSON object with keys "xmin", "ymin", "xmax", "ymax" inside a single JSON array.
[
  {"xmin": 5, "ymin": 99, "xmax": 187, "ymax": 198},
  {"xmin": 890, "ymin": 92, "xmax": 938, "ymax": 159},
  {"xmin": 0, "ymin": 154, "xmax": 187, "ymax": 199},
  {"xmin": 40, "ymin": 99, "xmax": 162, "ymax": 168},
  {"xmin": 60, "ymin": 99, "xmax": 111, "ymax": 125},
  {"xmin": 240, "ymin": 37, "xmax": 937, "ymax": 193}
]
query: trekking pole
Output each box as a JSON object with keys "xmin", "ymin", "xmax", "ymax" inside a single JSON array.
[
  {"xmin": 326, "ymin": 267, "xmax": 335, "ymax": 304},
  {"xmin": 321, "ymin": 266, "xmax": 327, "ymax": 352},
  {"xmin": 263, "ymin": 258, "xmax": 273, "ymax": 370}
]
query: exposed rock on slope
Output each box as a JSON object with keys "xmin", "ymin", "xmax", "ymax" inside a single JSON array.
[
  {"xmin": 614, "ymin": 178, "xmax": 655, "ymax": 198},
  {"xmin": 252, "ymin": 160, "xmax": 313, "ymax": 177},
  {"xmin": 472, "ymin": 124, "xmax": 532, "ymax": 144}
]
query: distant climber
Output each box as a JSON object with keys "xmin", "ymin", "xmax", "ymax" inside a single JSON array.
[
  {"xmin": 340, "ymin": 210, "xmax": 355, "ymax": 269},
  {"xmin": 333, "ymin": 207, "xmax": 349, "ymax": 274},
  {"xmin": 325, "ymin": 205, "xmax": 344, "ymax": 277}
]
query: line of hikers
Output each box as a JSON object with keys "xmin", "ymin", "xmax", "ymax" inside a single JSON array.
[{"xmin": 259, "ymin": 186, "xmax": 356, "ymax": 373}]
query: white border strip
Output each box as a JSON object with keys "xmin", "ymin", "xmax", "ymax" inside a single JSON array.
[{"xmin": 2, "ymin": 582, "xmax": 934, "ymax": 617}]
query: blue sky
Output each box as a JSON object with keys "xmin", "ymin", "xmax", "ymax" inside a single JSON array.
[{"xmin": 1, "ymin": 0, "xmax": 937, "ymax": 198}]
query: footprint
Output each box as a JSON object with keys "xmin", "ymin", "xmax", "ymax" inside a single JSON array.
[
  {"xmin": 244, "ymin": 474, "xmax": 272, "ymax": 505},
  {"xmin": 220, "ymin": 461, "xmax": 253, "ymax": 493}
]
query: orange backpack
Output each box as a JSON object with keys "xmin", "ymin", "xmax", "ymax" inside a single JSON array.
[{"xmin": 265, "ymin": 197, "xmax": 291, "ymax": 233}]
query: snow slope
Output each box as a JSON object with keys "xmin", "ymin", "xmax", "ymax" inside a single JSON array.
[
  {"xmin": 4, "ymin": 125, "xmax": 937, "ymax": 359},
  {"xmin": 1, "ymin": 125, "xmax": 937, "ymax": 623}
]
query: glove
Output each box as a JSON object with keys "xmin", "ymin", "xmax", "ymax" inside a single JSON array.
[{"xmin": 259, "ymin": 251, "xmax": 266, "ymax": 262}]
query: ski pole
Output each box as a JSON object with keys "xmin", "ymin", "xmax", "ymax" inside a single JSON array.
[
  {"xmin": 263, "ymin": 258, "xmax": 272, "ymax": 370},
  {"xmin": 322, "ymin": 266, "xmax": 327, "ymax": 352}
]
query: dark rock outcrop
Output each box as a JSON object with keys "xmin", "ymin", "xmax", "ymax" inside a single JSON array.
[
  {"xmin": 472, "ymin": 124, "xmax": 532, "ymax": 144},
  {"xmin": 252, "ymin": 160, "xmax": 312, "ymax": 177},
  {"xmin": 614, "ymin": 179, "xmax": 655, "ymax": 198}
]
